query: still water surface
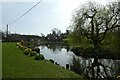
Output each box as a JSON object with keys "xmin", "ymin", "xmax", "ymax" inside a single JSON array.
[
  {"xmin": 39, "ymin": 45, "xmax": 74, "ymax": 67},
  {"xmin": 38, "ymin": 44, "xmax": 120, "ymax": 77}
]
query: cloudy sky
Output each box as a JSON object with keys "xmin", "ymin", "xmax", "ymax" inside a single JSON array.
[{"xmin": 1, "ymin": 0, "xmax": 116, "ymax": 36}]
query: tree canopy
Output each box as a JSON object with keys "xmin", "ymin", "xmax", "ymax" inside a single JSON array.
[{"xmin": 69, "ymin": 1, "xmax": 120, "ymax": 49}]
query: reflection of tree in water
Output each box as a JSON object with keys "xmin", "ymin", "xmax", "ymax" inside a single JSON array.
[
  {"xmin": 65, "ymin": 46, "xmax": 71, "ymax": 52},
  {"xmin": 46, "ymin": 44, "xmax": 62, "ymax": 52},
  {"xmin": 70, "ymin": 56, "xmax": 84, "ymax": 74},
  {"xmin": 84, "ymin": 59, "xmax": 116, "ymax": 80},
  {"xmin": 114, "ymin": 60, "xmax": 120, "ymax": 78},
  {"xmin": 70, "ymin": 55, "xmax": 120, "ymax": 80},
  {"xmin": 40, "ymin": 45, "xmax": 46, "ymax": 50}
]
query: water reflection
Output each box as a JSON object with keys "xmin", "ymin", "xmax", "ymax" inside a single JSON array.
[
  {"xmin": 70, "ymin": 56, "xmax": 120, "ymax": 79},
  {"xmin": 39, "ymin": 45, "xmax": 74, "ymax": 67},
  {"xmin": 70, "ymin": 56, "xmax": 84, "ymax": 74},
  {"xmin": 38, "ymin": 44, "xmax": 120, "ymax": 79}
]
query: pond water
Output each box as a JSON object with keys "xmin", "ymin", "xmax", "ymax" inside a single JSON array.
[
  {"xmin": 38, "ymin": 44, "xmax": 120, "ymax": 78},
  {"xmin": 39, "ymin": 45, "xmax": 75, "ymax": 67}
]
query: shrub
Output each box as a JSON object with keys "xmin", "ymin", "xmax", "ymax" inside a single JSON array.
[
  {"xmin": 16, "ymin": 43, "xmax": 21, "ymax": 47},
  {"xmin": 18, "ymin": 45, "xmax": 22, "ymax": 49},
  {"xmin": 17, "ymin": 44, "xmax": 26, "ymax": 50},
  {"xmin": 24, "ymin": 48, "xmax": 31, "ymax": 55},
  {"xmin": 49, "ymin": 59, "xmax": 54, "ymax": 63},
  {"xmin": 20, "ymin": 46, "xmax": 26, "ymax": 50},
  {"xmin": 34, "ymin": 55, "xmax": 40, "ymax": 60},
  {"xmin": 34, "ymin": 54, "xmax": 45, "ymax": 60},
  {"xmin": 16, "ymin": 42, "xmax": 27, "ymax": 51},
  {"xmin": 32, "ymin": 48, "xmax": 40, "ymax": 53},
  {"xmin": 40, "ymin": 54, "xmax": 45, "ymax": 60},
  {"xmin": 55, "ymin": 62, "xmax": 60, "ymax": 66},
  {"xmin": 16, "ymin": 43, "xmax": 21, "ymax": 49},
  {"xmin": 55, "ymin": 62, "xmax": 58, "ymax": 65},
  {"xmin": 29, "ymin": 51, "xmax": 36, "ymax": 57}
]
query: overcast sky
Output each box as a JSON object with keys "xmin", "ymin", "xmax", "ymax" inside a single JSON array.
[{"xmin": 1, "ymin": 0, "xmax": 116, "ymax": 36}]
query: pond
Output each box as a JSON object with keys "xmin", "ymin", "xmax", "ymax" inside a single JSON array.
[{"xmin": 38, "ymin": 44, "xmax": 120, "ymax": 79}]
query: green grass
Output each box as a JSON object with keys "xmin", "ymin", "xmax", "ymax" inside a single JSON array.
[{"xmin": 2, "ymin": 42, "xmax": 84, "ymax": 79}]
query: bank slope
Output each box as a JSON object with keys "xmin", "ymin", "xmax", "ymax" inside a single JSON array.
[{"xmin": 2, "ymin": 42, "xmax": 84, "ymax": 79}]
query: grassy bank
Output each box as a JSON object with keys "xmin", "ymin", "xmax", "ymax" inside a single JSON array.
[{"xmin": 2, "ymin": 42, "xmax": 84, "ymax": 79}]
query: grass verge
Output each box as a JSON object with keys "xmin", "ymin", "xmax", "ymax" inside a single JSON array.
[{"xmin": 2, "ymin": 42, "xmax": 84, "ymax": 79}]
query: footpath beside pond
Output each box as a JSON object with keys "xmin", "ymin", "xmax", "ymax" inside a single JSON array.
[{"xmin": 2, "ymin": 42, "xmax": 84, "ymax": 79}]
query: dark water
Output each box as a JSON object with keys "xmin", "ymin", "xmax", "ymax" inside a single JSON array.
[{"xmin": 38, "ymin": 44, "xmax": 120, "ymax": 78}]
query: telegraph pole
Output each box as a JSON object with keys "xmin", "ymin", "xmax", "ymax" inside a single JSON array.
[{"xmin": 6, "ymin": 24, "xmax": 8, "ymax": 42}]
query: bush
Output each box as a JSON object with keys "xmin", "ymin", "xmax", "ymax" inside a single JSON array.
[
  {"xmin": 34, "ymin": 55, "xmax": 40, "ymax": 60},
  {"xmin": 32, "ymin": 48, "xmax": 40, "ymax": 53},
  {"xmin": 49, "ymin": 59, "xmax": 54, "ymax": 63},
  {"xmin": 16, "ymin": 42, "xmax": 28, "ymax": 51},
  {"xmin": 16, "ymin": 43, "xmax": 21, "ymax": 47},
  {"xmin": 17, "ymin": 43, "xmax": 26, "ymax": 50},
  {"xmin": 24, "ymin": 48, "xmax": 31, "ymax": 55},
  {"xmin": 20, "ymin": 46, "xmax": 27, "ymax": 50},
  {"xmin": 34, "ymin": 54, "xmax": 45, "ymax": 60},
  {"xmin": 55, "ymin": 62, "xmax": 58, "ymax": 65},
  {"xmin": 29, "ymin": 51, "xmax": 36, "ymax": 57},
  {"xmin": 40, "ymin": 54, "xmax": 45, "ymax": 60},
  {"xmin": 55, "ymin": 62, "xmax": 60, "ymax": 66}
]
